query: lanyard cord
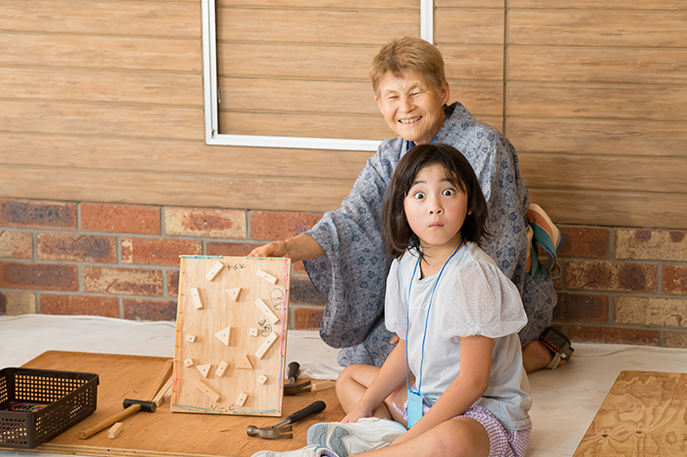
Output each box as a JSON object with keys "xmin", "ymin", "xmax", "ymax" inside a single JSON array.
[{"xmin": 405, "ymin": 240, "xmax": 463, "ymax": 394}]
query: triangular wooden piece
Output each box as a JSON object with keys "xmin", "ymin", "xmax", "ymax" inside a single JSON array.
[
  {"xmin": 236, "ymin": 354, "xmax": 253, "ymax": 370},
  {"xmin": 214, "ymin": 326, "xmax": 231, "ymax": 346},
  {"xmin": 197, "ymin": 364, "xmax": 211, "ymax": 378},
  {"xmin": 225, "ymin": 288, "xmax": 241, "ymax": 302}
]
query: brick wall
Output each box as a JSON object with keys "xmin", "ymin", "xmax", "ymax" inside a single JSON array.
[
  {"xmin": 0, "ymin": 199, "xmax": 326, "ymax": 327},
  {"xmin": 553, "ymin": 226, "xmax": 687, "ymax": 348},
  {"xmin": 1, "ymin": 198, "xmax": 686, "ymax": 348}
]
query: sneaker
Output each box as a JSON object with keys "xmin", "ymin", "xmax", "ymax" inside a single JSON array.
[
  {"xmin": 251, "ymin": 445, "xmax": 340, "ymax": 457},
  {"xmin": 307, "ymin": 418, "xmax": 407, "ymax": 457}
]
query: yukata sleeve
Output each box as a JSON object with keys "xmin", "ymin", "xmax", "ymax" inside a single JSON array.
[
  {"xmin": 435, "ymin": 262, "xmax": 527, "ymax": 341},
  {"xmin": 302, "ymin": 139, "xmax": 402, "ymax": 349},
  {"xmin": 471, "ymin": 133, "xmax": 530, "ymax": 289}
]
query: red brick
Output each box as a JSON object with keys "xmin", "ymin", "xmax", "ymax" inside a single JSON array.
[
  {"xmin": 37, "ymin": 233, "xmax": 116, "ymax": 263},
  {"xmin": 167, "ymin": 269, "xmax": 180, "ymax": 297},
  {"xmin": 0, "ymin": 261, "xmax": 77, "ymax": 291},
  {"xmin": 206, "ymin": 241, "xmax": 261, "ymax": 257},
  {"xmin": 0, "ymin": 200, "xmax": 76, "ymax": 230},
  {"xmin": 83, "ymin": 266, "xmax": 163, "ymax": 296},
  {"xmin": 121, "ymin": 237, "xmax": 201, "ymax": 266},
  {"xmin": 81, "ymin": 203, "xmax": 160, "ymax": 235},
  {"xmin": 293, "ymin": 261, "xmax": 306, "ymax": 275},
  {"xmin": 0, "ymin": 291, "xmax": 36, "ymax": 314},
  {"xmin": 558, "ymin": 226, "xmax": 609, "ymax": 258},
  {"xmin": 250, "ymin": 211, "xmax": 322, "ymax": 241},
  {"xmin": 0, "ymin": 230, "xmax": 33, "ymax": 259},
  {"xmin": 41, "ymin": 294, "xmax": 119, "ymax": 317},
  {"xmin": 294, "ymin": 307, "xmax": 324, "ymax": 330},
  {"xmin": 290, "ymin": 278, "xmax": 327, "ymax": 306},
  {"xmin": 165, "ymin": 207, "xmax": 246, "ymax": 238},
  {"xmin": 663, "ymin": 265, "xmax": 687, "ymax": 296},
  {"xmin": 615, "ymin": 228, "xmax": 687, "ymax": 261},
  {"xmin": 568, "ymin": 325, "xmax": 660, "ymax": 346},
  {"xmin": 566, "ymin": 260, "xmax": 657, "ymax": 293},
  {"xmin": 552, "ymin": 293, "xmax": 609, "ymax": 323},
  {"xmin": 123, "ymin": 298, "xmax": 177, "ymax": 321}
]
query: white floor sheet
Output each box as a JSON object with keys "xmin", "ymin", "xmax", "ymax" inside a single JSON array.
[{"xmin": 1, "ymin": 314, "xmax": 686, "ymax": 457}]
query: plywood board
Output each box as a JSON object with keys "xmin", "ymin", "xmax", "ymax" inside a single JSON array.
[
  {"xmin": 172, "ymin": 256, "xmax": 291, "ymax": 417},
  {"xmin": 573, "ymin": 370, "xmax": 687, "ymax": 456},
  {"xmin": 2, "ymin": 351, "xmax": 342, "ymax": 457}
]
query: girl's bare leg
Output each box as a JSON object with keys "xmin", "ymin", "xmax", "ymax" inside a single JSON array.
[
  {"xmin": 336, "ymin": 364, "xmax": 407, "ymax": 423},
  {"xmin": 352, "ymin": 417, "xmax": 489, "ymax": 457}
]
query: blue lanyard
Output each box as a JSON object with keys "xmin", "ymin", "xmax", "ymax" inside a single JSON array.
[{"xmin": 405, "ymin": 240, "xmax": 463, "ymax": 394}]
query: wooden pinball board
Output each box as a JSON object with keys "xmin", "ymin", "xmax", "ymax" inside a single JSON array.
[{"xmin": 172, "ymin": 256, "xmax": 291, "ymax": 417}]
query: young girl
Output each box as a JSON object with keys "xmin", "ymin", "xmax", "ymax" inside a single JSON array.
[
  {"xmin": 252, "ymin": 143, "xmax": 532, "ymax": 457},
  {"xmin": 308, "ymin": 143, "xmax": 532, "ymax": 457}
]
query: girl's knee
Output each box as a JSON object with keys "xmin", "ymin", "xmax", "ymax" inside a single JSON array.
[{"xmin": 432, "ymin": 419, "xmax": 489, "ymax": 457}]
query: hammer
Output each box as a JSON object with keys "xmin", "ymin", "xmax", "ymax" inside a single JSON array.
[
  {"xmin": 247, "ymin": 401, "xmax": 326, "ymax": 439},
  {"xmin": 283, "ymin": 361, "xmax": 311, "ymax": 395},
  {"xmin": 78, "ymin": 359, "xmax": 173, "ymax": 439}
]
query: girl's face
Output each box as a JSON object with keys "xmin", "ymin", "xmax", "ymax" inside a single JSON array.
[{"xmin": 404, "ymin": 164, "xmax": 470, "ymax": 253}]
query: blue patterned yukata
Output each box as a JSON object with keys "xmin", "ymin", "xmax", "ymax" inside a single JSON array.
[{"xmin": 304, "ymin": 102, "xmax": 557, "ymax": 367}]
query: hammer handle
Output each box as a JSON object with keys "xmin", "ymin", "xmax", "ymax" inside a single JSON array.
[
  {"xmin": 78, "ymin": 404, "xmax": 141, "ymax": 440},
  {"xmin": 287, "ymin": 361, "xmax": 300, "ymax": 384}
]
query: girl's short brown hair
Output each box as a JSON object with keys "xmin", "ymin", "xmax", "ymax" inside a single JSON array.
[
  {"xmin": 382, "ymin": 143, "xmax": 489, "ymax": 260},
  {"xmin": 370, "ymin": 36, "xmax": 447, "ymax": 96}
]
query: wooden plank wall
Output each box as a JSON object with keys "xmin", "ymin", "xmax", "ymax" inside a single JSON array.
[
  {"xmin": 0, "ymin": 0, "xmax": 685, "ymax": 229},
  {"xmin": 504, "ymin": 0, "xmax": 687, "ymax": 229}
]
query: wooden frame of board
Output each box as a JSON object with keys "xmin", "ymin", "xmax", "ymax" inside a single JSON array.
[{"xmin": 171, "ymin": 256, "xmax": 291, "ymax": 417}]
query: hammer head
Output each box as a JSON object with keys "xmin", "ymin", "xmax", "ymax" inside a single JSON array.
[
  {"xmin": 246, "ymin": 425, "xmax": 293, "ymax": 440},
  {"xmin": 123, "ymin": 399, "xmax": 157, "ymax": 412}
]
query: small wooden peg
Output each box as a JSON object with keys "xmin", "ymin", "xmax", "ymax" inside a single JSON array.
[
  {"xmin": 195, "ymin": 380, "xmax": 221, "ymax": 402},
  {"xmin": 215, "ymin": 326, "xmax": 231, "ymax": 346},
  {"xmin": 249, "ymin": 328, "xmax": 258, "ymax": 337},
  {"xmin": 258, "ymin": 375, "xmax": 268, "ymax": 385},
  {"xmin": 236, "ymin": 354, "xmax": 253, "ymax": 370},
  {"xmin": 256, "ymin": 269, "xmax": 277, "ymax": 284},
  {"xmin": 255, "ymin": 332, "xmax": 279, "ymax": 360},
  {"xmin": 312, "ymin": 380, "xmax": 336, "ymax": 392},
  {"xmin": 205, "ymin": 261, "xmax": 225, "ymax": 281},
  {"xmin": 254, "ymin": 298, "xmax": 279, "ymax": 324},
  {"xmin": 226, "ymin": 287, "xmax": 241, "ymax": 301},
  {"xmin": 215, "ymin": 361, "xmax": 229, "ymax": 378},
  {"xmin": 185, "ymin": 334, "xmax": 197, "ymax": 343},
  {"xmin": 191, "ymin": 287, "xmax": 203, "ymax": 309},
  {"xmin": 236, "ymin": 392, "xmax": 248, "ymax": 407},
  {"xmin": 107, "ymin": 422, "xmax": 123, "ymax": 439},
  {"xmin": 197, "ymin": 364, "xmax": 211, "ymax": 378},
  {"xmin": 184, "ymin": 358, "xmax": 194, "ymax": 367}
]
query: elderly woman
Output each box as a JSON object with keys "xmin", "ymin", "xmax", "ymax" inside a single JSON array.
[{"xmin": 249, "ymin": 36, "xmax": 570, "ymax": 373}]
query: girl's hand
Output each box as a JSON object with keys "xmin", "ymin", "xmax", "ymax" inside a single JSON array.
[
  {"xmin": 248, "ymin": 241, "xmax": 289, "ymax": 258},
  {"xmin": 340, "ymin": 404, "xmax": 376, "ymax": 424}
]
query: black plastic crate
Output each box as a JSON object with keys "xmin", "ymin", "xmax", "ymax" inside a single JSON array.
[{"xmin": 0, "ymin": 367, "xmax": 98, "ymax": 449}]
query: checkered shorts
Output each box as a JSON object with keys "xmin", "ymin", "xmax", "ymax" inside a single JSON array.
[{"xmin": 393, "ymin": 401, "xmax": 530, "ymax": 457}]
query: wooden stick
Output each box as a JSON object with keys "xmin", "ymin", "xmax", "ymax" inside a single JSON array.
[
  {"xmin": 152, "ymin": 375, "xmax": 174, "ymax": 407},
  {"xmin": 147, "ymin": 359, "xmax": 174, "ymax": 401},
  {"xmin": 107, "ymin": 422, "xmax": 123, "ymax": 439}
]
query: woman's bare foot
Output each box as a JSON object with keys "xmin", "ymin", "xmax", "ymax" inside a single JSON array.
[{"xmin": 522, "ymin": 339, "xmax": 567, "ymax": 373}]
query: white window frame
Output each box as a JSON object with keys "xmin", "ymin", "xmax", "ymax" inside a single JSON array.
[{"xmin": 201, "ymin": 0, "xmax": 434, "ymax": 151}]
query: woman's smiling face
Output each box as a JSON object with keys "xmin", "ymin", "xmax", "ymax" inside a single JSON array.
[{"xmin": 375, "ymin": 70, "xmax": 450, "ymax": 145}]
